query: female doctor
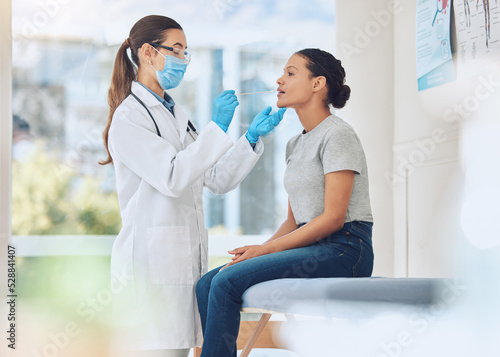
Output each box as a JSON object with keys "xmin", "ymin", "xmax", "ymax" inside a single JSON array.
[{"xmin": 100, "ymin": 15, "xmax": 286, "ymax": 357}]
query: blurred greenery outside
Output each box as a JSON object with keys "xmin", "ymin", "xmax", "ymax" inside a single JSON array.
[
  {"xmin": 12, "ymin": 142, "xmax": 121, "ymax": 236},
  {"xmin": 16, "ymin": 256, "xmax": 231, "ymax": 313},
  {"xmin": 12, "ymin": 141, "xmax": 242, "ymax": 238},
  {"xmin": 15, "ymin": 255, "xmax": 250, "ymax": 355},
  {"xmin": 15, "ymin": 256, "xmax": 232, "ymax": 340}
]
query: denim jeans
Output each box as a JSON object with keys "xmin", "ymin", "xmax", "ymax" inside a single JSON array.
[{"xmin": 195, "ymin": 221, "xmax": 374, "ymax": 357}]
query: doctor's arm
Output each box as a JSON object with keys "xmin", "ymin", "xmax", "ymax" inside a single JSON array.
[
  {"xmin": 204, "ymin": 107, "xmax": 286, "ymax": 194},
  {"xmin": 109, "ymin": 109, "xmax": 233, "ymax": 198},
  {"xmin": 203, "ymin": 135, "xmax": 263, "ymax": 194},
  {"xmin": 221, "ymin": 170, "xmax": 354, "ymax": 269}
]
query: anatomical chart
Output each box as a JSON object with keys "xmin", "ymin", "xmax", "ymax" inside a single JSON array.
[{"xmin": 454, "ymin": 0, "xmax": 500, "ymax": 77}]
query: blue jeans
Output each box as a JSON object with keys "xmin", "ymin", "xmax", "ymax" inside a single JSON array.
[{"xmin": 195, "ymin": 221, "xmax": 374, "ymax": 357}]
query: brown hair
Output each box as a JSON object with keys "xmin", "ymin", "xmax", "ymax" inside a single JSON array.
[
  {"xmin": 99, "ymin": 15, "xmax": 183, "ymax": 165},
  {"xmin": 296, "ymin": 48, "xmax": 351, "ymax": 109}
]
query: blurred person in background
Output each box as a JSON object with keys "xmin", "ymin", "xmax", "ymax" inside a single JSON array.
[{"xmin": 12, "ymin": 114, "xmax": 34, "ymax": 161}]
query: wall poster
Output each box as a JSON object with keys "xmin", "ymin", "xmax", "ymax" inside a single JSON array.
[
  {"xmin": 454, "ymin": 0, "xmax": 500, "ymax": 78},
  {"xmin": 416, "ymin": 0, "xmax": 456, "ymax": 91}
]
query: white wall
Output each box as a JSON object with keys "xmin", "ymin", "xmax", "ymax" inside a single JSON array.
[
  {"xmin": 392, "ymin": 1, "xmax": 471, "ymax": 278},
  {"xmin": 336, "ymin": 0, "xmax": 396, "ymax": 277}
]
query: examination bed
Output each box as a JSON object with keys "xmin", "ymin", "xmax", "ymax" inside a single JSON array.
[{"xmin": 194, "ymin": 277, "xmax": 457, "ymax": 356}]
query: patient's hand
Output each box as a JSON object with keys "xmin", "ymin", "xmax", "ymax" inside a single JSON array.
[{"xmin": 219, "ymin": 245, "xmax": 266, "ymax": 271}]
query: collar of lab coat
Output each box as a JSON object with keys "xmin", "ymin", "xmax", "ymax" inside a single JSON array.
[
  {"xmin": 131, "ymin": 81, "xmax": 189, "ymax": 144},
  {"xmin": 131, "ymin": 81, "xmax": 162, "ymax": 107}
]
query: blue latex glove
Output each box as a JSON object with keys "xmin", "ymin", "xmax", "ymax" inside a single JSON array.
[
  {"xmin": 211, "ymin": 90, "xmax": 239, "ymax": 132},
  {"xmin": 245, "ymin": 107, "xmax": 287, "ymax": 144}
]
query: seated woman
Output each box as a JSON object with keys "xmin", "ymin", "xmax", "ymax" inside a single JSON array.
[{"xmin": 195, "ymin": 48, "xmax": 374, "ymax": 357}]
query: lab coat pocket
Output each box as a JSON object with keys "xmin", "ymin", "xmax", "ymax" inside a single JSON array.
[{"xmin": 147, "ymin": 226, "xmax": 194, "ymax": 285}]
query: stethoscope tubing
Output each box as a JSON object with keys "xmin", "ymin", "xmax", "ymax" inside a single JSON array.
[{"xmin": 131, "ymin": 91, "xmax": 198, "ymax": 140}]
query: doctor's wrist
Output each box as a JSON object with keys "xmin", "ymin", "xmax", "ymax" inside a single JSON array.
[
  {"xmin": 245, "ymin": 131, "xmax": 258, "ymax": 144},
  {"xmin": 213, "ymin": 121, "xmax": 229, "ymax": 133}
]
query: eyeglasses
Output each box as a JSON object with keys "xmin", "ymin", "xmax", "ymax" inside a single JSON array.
[{"xmin": 149, "ymin": 43, "xmax": 191, "ymax": 64}]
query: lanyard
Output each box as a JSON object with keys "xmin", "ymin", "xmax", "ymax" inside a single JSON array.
[{"xmin": 130, "ymin": 91, "xmax": 198, "ymax": 140}]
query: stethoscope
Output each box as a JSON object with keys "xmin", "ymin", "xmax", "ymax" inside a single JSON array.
[{"xmin": 131, "ymin": 91, "xmax": 199, "ymax": 141}]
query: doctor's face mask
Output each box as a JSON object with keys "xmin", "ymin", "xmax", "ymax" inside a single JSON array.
[{"xmin": 150, "ymin": 46, "xmax": 189, "ymax": 90}]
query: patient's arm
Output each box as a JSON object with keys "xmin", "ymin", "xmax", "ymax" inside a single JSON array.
[
  {"xmin": 222, "ymin": 170, "xmax": 355, "ymax": 269},
  {"xmin": 263, "ymin": 199, "xmax": 299, "ymax": 244}
]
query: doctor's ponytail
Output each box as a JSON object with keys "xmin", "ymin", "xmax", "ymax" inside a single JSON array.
[
  {"xmin": 100, "ymin": 15, "xmax": 183, "ymax": 165},
  {"xmin": 99, "ymin": 39, "xmax": 134, "ymax": 165}
]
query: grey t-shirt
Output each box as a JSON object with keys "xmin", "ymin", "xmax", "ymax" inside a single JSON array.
[{"xmin": 284, "ymin": 115, "xmax": 373, "ymax": 225}]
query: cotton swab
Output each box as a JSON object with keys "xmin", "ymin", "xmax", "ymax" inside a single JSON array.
[{"xmin": 235, "ymin": 90, "xmax": 276, "ymax": 96}]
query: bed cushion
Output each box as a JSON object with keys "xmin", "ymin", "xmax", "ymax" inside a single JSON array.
[{"xmin": 241, "ymin": 277, "xmax": 456, "ymax": 318}]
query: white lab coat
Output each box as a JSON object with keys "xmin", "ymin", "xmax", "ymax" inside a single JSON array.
[{"xmin": 108, "ymin": 82, "xmax": 263, "ymax": 351}]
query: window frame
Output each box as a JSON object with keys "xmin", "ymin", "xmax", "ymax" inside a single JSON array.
[{"xmin": 0, "ymin": 2, "xmax": 12, "ymax": 237}]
